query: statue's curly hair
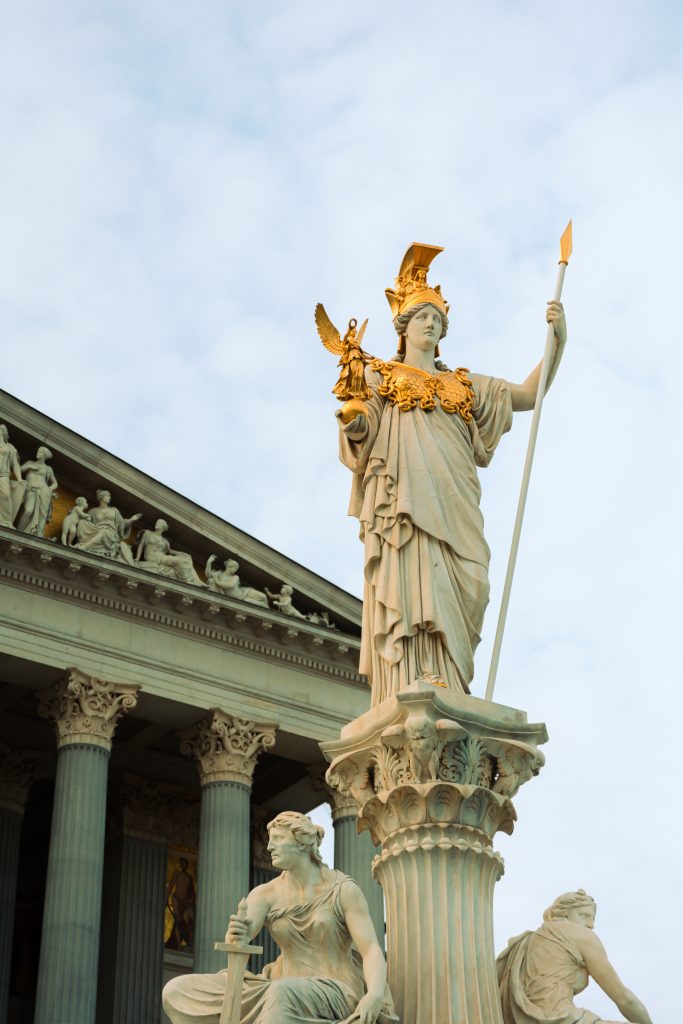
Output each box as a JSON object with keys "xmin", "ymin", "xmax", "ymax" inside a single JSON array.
[
  {"xmin": 542, "ymin": 889, "xmax": 596, "ymax": 922},
  {"xmin": 267, "ymin": 811, "xmax": 325, "ymax": 865}
]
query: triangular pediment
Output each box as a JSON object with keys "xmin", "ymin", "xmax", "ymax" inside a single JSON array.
[{"xmin": 0, "ymin": 388, "xmax": 361, "ymax": 635}]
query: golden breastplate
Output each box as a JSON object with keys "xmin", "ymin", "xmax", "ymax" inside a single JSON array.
[{"xmin": 368, "ymin": 359, "xmax": 474, "ymax": 420}]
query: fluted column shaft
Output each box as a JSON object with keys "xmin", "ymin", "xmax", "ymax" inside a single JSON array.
[
  {"xmin": 322, "ymin": 691, "xmax": 547, "ymax": 1024},
  {"xmin": 373, "ymin": 822, "xmax": 503, "ymax": 1024},
  {"xmin": 97, "ymin": 836, "xmax": 167, "ymax": 1024},
  {"xmin": 34, "ymin": 742, "xmax": 110, "ymax": 1024},
  {"xmin": 251, "ymin": 866, "xmax": 279, "ymax": 972},
  {"xmin": 194, "ymin": 780, "xmax": 250, "ymax": 972},
  {"xmin": 333, "ymin": 812, "xmax": 384, "ymax": 947},
  {"xmin": 179, "ymin": 710, "xmax": 277, "ymax": 975},
  {"xmin": 33, "ymin": 669, "xmax": 139, "ymax": 1024},
  {"xmin": 0, "ymin": 742, "xmax": 41, "ymax": 1024}
]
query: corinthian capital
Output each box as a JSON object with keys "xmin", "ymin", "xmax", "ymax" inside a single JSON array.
[
  {"xmin": 38, "ymin": 668, "xmax": 139, "ymax": 751},
  {"xmin": 309, "ymin": 764, "xmax": 358, "ymax": 822},
  {"xmin": 0, "ymin": 743, "xmax": 46, "ymax": 814},
  {"xmin": 179, "ymin": 709, "xmax": 277, "ymax": 786}
]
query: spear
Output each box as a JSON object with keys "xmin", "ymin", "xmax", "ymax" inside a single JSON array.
[{"xmin": 485, "ymin": 221, "xmax": 573, "ymax": 702}]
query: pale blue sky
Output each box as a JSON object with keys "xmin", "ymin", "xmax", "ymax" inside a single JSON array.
[{"xmin": 1, "ymin": 2, "xmax": 681, "ymax": 1018}]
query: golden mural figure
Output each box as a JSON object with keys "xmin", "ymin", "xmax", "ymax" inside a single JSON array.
[{"xmin": 317, "ymin": 243, "xmax": 567, "ymax": 704}]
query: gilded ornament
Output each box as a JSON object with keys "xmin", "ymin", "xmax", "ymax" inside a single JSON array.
[
  {"xmin": 368, "ymin": 359, "xmax": 474, "ymax": 419},
  {"xmin": 314, "ymin": 303, "xmax": 376, "ymax": 424},
  {"xmin": 384, "ymin": 242, "xmax": 449, "ymax": 319}
]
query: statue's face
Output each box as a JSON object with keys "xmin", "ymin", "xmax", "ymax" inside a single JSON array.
[
  {"xmin": 267, "ymin": 826, "xmax": 305, "ymax": 869},
  {"xmin": 404, "ymin": 304, "xmax": 443, "ymax": 352},
  {"xmin": 566, "ymin": 904, "xmax": 596, "ymax": 929}
]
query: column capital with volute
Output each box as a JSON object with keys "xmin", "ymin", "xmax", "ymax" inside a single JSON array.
[
  {"xmin": 179, "ymin": 709, "xmax": 277, "ymax": 786},
  {"xmin": 37, "ymin": 667, "xmax": 139, "ymax": 751},
  {"xmin": 0, "ymin": 742, "xmax": 46, "ymax": 814}
]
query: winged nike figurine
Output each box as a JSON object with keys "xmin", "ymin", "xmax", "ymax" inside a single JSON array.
[{"xmin": 314, "ymin": 303, "xmax": 374, "ymax": 412}]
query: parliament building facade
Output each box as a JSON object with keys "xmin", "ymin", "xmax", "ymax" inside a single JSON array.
[{"xmin": 0, "ymin": 388, "xmax": 381, "ymax": 1024}]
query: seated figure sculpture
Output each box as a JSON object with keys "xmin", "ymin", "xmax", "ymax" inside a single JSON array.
[
  {"xmin": 162, "ymin": 811, "xmax": 396, "ymax": 1024},
  {"xmin": 496, "ymin": 890, "xmax": 653, "ymax": 1024},
  {"xmin": 205, "ymin": 555, "xmax": 269, "ymax": 607},
  {"xmin": 135, "ymin": 518, "xmax": 204, "ymax": 586}
]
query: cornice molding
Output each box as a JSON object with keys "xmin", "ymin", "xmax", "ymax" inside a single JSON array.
[
  {"xmin": 0, "ymin": 530, "xmax": 366, "ymax": 687},
  {"xmin": 0, "ymin": 391, "xmax": 362, "ymax": 626}
]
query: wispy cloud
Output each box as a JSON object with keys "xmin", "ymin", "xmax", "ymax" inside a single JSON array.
[{"xmin": 1, "ymin": 2, "xmax": 680, "ymax": 1016}]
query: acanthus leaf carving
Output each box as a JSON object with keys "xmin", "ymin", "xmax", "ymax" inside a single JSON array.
[
  {"xmin": 38, "ymin": 667, "xmax": 139, "ymax": 750},
  {"xmin": 440, "ymin": 735, "xmax": 490, "ymax": 787},
  {"xmin": 0, "ymin": 742, "xmax": 47, "ymax": 814},
  {"xmin": 179, "ymin": 710, "xmax": 277, "ymax": 785}
]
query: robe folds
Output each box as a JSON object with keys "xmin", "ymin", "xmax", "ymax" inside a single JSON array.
[
  {"xmin": 339, "ymin": 369, "xmax": 512, "ymax": 703},
  {"xmin": 496, "ymin": 921, "xmax": 602, "ymax": 1024},
  {"xmin": 162, "ymin": 873, "xmax": 396, "ymax": 1024}
]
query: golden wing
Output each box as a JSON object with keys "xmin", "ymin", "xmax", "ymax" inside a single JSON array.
[{"xmin": 314, "ymin": 303, "xmax": 343, "ymax": 356}]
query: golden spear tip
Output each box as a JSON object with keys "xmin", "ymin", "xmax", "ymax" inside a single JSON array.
[{"xmin": 560, "ymin": 220, "xmax": 573, "ymax": 264}]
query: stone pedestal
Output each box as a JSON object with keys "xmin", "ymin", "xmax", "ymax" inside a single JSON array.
[
  {"xmin": 323, "ymin": 685, "xmax": 547, "ymax": 1024},
  {"xmin": 33, "ymin": 668, "xmax": 139, "ymax": 1024},
  {"xmin": 0, "ymin": 744, "xmax": 43, "ymax": 1024},
  {"xmin": 180, "ymin": 710, "xmax": 276, "ymax": 974}
]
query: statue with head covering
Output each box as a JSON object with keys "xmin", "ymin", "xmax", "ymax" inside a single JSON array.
[
  {"xmin": 316, "ymin": 243, "xmax": 568, "ymax": 704},
  {"xmin": 496, "ymin": 889, "xmax": 653, "ymax": 1024}
]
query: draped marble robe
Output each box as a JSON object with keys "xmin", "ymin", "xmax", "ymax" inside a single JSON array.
[
  {"xmin": 162, "ymin": 872, "xmax": 396, "ymax": 1024},
  {"xmin": 497, "ymin": 920, "xmax": 605, "ymax": 1024},
  {"xmin": 339, "ymin": 368, "xmax": 512, "ymax": 704}
]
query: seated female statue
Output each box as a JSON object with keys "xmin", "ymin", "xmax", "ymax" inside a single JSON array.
[
  {"xmin": 496, "ymin": 889, "xmax": 653, "ymax": 1024},
  {"xmin": 75, "ymin": 488, "xmax": 140, "ymax": 564},
  {"xmin": 135, "ymin": 519, "xmax": 204, "ymax": 585},
  {"xmin": 205, "ymin": 555, "xmax": 268, "ymax": 607},
  {"xmin": 162, "ymin": 811, "xmax": 396, "ymax": 1024}
]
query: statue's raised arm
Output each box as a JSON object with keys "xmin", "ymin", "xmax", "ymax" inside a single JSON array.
[{"xmin": 325, "ymin": 242, "xmax": 567, "ymax": 704}]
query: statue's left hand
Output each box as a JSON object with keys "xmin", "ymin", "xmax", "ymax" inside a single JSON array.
[
  {"xmin": 341, "ymin": 992, "xmax": 384, "ymax": 1024},
  {"xmin": 546, "ymin": 300, "xmax": 567, "ymax": 344}
]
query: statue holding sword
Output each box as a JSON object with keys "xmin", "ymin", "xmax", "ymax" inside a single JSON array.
[{"xmin": 162, "ymin": 811, "xmax": 396, "ymax": 1024}]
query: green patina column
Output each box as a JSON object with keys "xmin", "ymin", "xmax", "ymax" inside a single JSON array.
[
  {"xmin": 331, "ymin": 792, "xmax": 385, "ymax": 948},
  {"xmin": 250, "ymin": 806, "xmax": 279, "ymax": 973},
  {"xmin": 180, "ymin": 710, "xmax": 277, "ymax": 974},
  {"xmin": 33, "ymin": 668, "xmax": 139, "ymax": 1024},
  {"xmin": 309, "ymin": 767, "xmax": 385, "ymax": 948},
  {"xmin": 97, "ymin": 774, "xmax": 174, "ymax": 1024},
  {"xmin": 0, "ymin": 744, "xmax": 42, "ymax": 1024}
]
